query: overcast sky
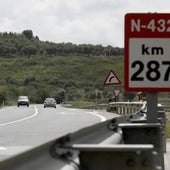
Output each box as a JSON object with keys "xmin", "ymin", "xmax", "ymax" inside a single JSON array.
[{"xmin": 1, "ymin": 0, "xmax": 170, "ymax": 47}]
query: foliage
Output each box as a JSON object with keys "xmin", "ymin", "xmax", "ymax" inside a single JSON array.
[
  {"xmin": 0, "ymin": 30, "xmax": 124, "ymax": 58},
  {"xmin": 0, "ymin": 56, "xmax": 124, "ymax": 104},
  {"xmin": 0, "ymin": 85, "xmax": 8, "ymax": 104},
  {"xmin": 167, "ymin": 121, "xmax": 170, "ymax": 138},
  {"xmin": 0, "ymin": 30, "xmax": 125, "ymax": 104},
  {"xmin": 70, "ymin": 101, "xmax": 95, "ymax": 108},
  {"xmin": 22, "ymin": 30, "xmax": 34, "ymax": 40},
  {"xmin": 122, "ymin": 91, "xmax": 136, "ymax": 101}
]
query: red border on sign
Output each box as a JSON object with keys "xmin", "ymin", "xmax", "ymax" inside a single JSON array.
[{"xmin": 125, "ymin": 13, "xmax": 170, "ymax": 92}]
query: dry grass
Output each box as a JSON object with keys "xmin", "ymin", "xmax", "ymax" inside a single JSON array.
[{"xmin": 167, "ymin": 121, "xmax": 170, "ymax": 138}]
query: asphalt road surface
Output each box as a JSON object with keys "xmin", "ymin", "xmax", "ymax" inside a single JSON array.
[
  {"xmin": 1, "ymin": 105, "xmax": 169, "ymax": 168},
  {"xmin": 0, "ymin": 104, "xmax": 116, "ymax": 160}
]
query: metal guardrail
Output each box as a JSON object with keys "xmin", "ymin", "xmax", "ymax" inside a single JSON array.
[
  {"xmin": 0, "ymin": 116, "xmax": 128, "ymax": 170},
  {"xmin": 0, "ymin": 102, "xmax": 166, "ymax": 170},
  {"xmin": 73, "ymin": 101, "xmax": 146, "ymax": 113},
  {"xmin": 107, "ymin": 101, "xmax": 146, "ymax": 115}
]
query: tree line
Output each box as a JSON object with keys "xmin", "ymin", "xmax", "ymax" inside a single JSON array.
[{"xmin": 0, "ymin": 30, "xmax": 124, "ymax": 58}]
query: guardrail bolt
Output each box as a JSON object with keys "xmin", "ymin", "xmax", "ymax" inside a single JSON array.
[
  {"xmin": 142, "ymin": 158, "xmax": 150, "ymax": 167},
  {"xmin": 126, "ymin": 158, "xmax": 135, "ymax": 167}
]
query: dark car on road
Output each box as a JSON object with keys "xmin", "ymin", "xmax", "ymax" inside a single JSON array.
[
  {"xmin": 17, "ymin": 96, "xmax": 30, "ymax": 107},
  {"xmin": 44, "ymin": 98, "xmax": 56, "ymax": 108}
]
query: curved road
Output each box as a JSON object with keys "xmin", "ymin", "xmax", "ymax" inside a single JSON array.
[
  {"xmin": 0, "ymin": 104, "xmax": 116, "ymax": 160},
  {"xmin": 1, "ymin": 105, "xmax": 170, "ymax": 169}
]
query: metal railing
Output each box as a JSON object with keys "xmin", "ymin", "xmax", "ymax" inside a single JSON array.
[
  {"xmin": 0, "ymin": 116, "xmax": 127, "ymax": 170},
  {"xmin": 107, "ymin": 101, "xmax": 146, "ymax": 115}
]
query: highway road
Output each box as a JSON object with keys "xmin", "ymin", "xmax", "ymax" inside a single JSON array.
[
  {"xmin": 0, "ymin": 104, "xmax": 116, "ymax": 160},
  {"xmin": 0, "ymin": 104, "xmax": 170, "ymax": 169}
]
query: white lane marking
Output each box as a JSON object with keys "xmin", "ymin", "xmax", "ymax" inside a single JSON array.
[
  {"xmin": 0, "ymin": 146, "xmax": 7, "ymax": 150},
  {"xmin": 0, "ymin": 105, "xmax": 38, "ymax": 127},
  {"xmin": 59, "ymin": 112, "xmax": 77, "ymax": 115},
  {"xmin": 0, "ymin": 146, "xmax": 32, "ymax": 154},
  {"xmin": 59, "ymin": 110, "xmax": 106, "ymax": 121},
  {"xmin": 88, "ymin": 111, "xmax": 107, "ymax": 122}
]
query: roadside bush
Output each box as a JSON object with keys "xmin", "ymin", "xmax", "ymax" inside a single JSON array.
[
  {"xmin": 167, "ymin": 121, "xmax": 170, "ymax": 138},
  {"xmin": 0, "ymin": 86, "xmax": 8, "ymax": 105}
]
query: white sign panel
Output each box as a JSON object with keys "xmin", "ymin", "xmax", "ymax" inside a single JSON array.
[{"xmin": 129, "ymin": 38, "xmax": 170, "ymax": 88}]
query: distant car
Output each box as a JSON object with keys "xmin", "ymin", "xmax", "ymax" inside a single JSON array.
[
  {"xmin": 44, "ymin": 98, "xmax": 56, "ymax": 108},
  {"xmin": 17, "ymin": 96, "xmax": 30, "ymax": 107}
]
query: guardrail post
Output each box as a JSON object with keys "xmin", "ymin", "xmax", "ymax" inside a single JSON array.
[
  {"xmin": 146, "ymin": 93, "xmax": 158, "ymax": 123},
  {"xmin": 119, "ymin": 123, "xmax": 164, "ymax": 170},
  {"xmin": 72, "ymin": 144, "xmax": 156, "ymax": 170},
  {"xmin": 158, "ymin": 110, "xmax": 167, "ymax": 153},
  {"xmin": 123, "ymin": 106, "xmax": 126, "ymax": 115},
  {"xmin": 107, "ymin": 102, "xmax": 145, "ymax": 116}
]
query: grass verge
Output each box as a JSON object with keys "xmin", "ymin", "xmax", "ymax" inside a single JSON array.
[
  {"xmin": 71, "ymin": 101, "xmax": 95, "ymax": 108},
  {"xmin": 167, "ymin": 121, "xmax": 170, "ymax": 138}
]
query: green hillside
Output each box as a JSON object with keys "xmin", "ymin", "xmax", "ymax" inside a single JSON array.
[
  {"xmin": 0, "ymin": 30, "xmax": 125, "ymax": 105},
  {"xmin": 0, "ymin": 55, "xmax": 124, "ymax": 105}
]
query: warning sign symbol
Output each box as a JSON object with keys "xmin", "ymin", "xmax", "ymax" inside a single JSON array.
[{"xmin": 103, "ymin": 70, "xmax": 121, "ymax": 85}]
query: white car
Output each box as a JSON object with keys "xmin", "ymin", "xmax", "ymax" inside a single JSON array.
[{"xmin": 17, "ymin": 96, "xmax": 30, "ymax": 107}]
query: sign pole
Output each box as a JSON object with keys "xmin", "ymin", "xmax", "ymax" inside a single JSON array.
[
  {"xmin": 146, "ymin": 92, "xmax": 158, "ymax": 123},
  {"xmin": 124, "ymin": 13, "xmax": 167, "ymax": 169}
]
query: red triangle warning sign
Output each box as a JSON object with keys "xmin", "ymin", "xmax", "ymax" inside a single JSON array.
[{"xmin": 104, "ymin": 70, "xmax": 121, "ymax": 85}]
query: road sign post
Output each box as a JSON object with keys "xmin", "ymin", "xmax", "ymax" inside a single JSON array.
[
  {"xmin": 125, "ymin": 13, "xmax": 170, "ymax": 122},
  {"xmin": 103, "ymin": 70, "xmax": 121, "ymax": 102},
  {"xmin": 125, "ymin": 13, "xmax": 170, "ymax": 169},
  {"xmin": 146, "ymin": 92, "xmax": 158, "ymax": 123}
]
